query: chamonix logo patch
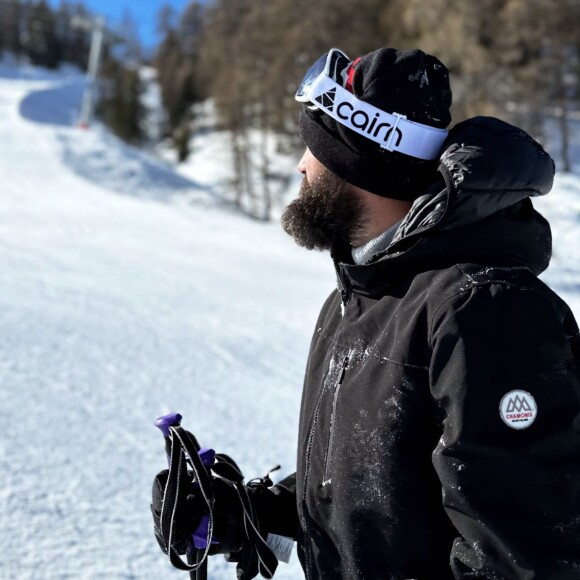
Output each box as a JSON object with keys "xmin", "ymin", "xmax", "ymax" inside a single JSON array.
[{"xmin": 499, "ymin": 390, "xmax": 537, "ymax": 429}]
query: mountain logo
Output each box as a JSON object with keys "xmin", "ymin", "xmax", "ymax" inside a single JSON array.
[
  {"xmin": 500, "ymin": 390, "xmax": 537, "ymax": 430},
  {"xmin": 315, "ymin": 88, "xmax": 337, "ymax": 111},
  {"xmin": 506, "ymin": 395, "xmax": 532, "ymax": 413}
]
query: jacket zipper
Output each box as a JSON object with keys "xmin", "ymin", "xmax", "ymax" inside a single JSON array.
[
  {"xmin": 321, "ymin": 356, "xmax": 350, "ymax": 487},
  {"xmin": 301, "ymin": 354, "xmax": 350, "ymax": 578},
  {"xmin": 333, "ymin": 262, "xmax": 352, "ymax": 311},
  {"xmin": 300, "ymin": 370, "xmax": 329, "ymax": 580}
]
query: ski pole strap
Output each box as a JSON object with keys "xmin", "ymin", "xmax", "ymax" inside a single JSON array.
[
  {"xmin": 234, "ymin": 483, "xmax": 279, "ymax": 578},
  {"xmin": 212, "ymin": 453, "xmax": 278, "ymax": 578},
  {"xmin": 157, "ymin": 427, "xmax": 278, "ymax": 578},
  {"xmin": 159, "ymin": 425, "xmax": 215, "ymax": 573}
]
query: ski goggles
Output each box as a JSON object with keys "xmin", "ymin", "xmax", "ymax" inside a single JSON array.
[
  {"xmin": 295, "ymin": 48, "xmax": 351, "ymax": 102},
  {"xmin": 295, "ymin": 48, "xmax": 448, "ymax": 160}
]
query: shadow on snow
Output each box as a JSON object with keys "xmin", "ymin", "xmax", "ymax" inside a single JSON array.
[
  {"xmin": 19, "ymin": 80, "xmax": 85, "ymax": 127},
  {"xmin": 18, "ymin": 79, "xmax": 224, "ymax": 206},
  {"xmin": 56, "ymin": 129, "xmax": 216, "ymax": 204}
]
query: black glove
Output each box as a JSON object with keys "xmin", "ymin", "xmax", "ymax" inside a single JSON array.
[
  {"xmin": 151, "ymin": 469, "xmax": 199, "ymax": 555},
  {"xmin": 151, "ymin": 465, "xmax": 283, "ymax": 579},
  {"xmin": 223, "ymin": 476, "xmax": 297, "ymax": 579},
  {"xmin": 245, "ymin": 473, "xmax": 299, "ymax": 541},
  {"xmin": 151, "ymin": 468, "xmax": 250, "ymax": 555},
  {"xmin": 151, "ymin": 419, "xmax": 290, "ymax": 580}
]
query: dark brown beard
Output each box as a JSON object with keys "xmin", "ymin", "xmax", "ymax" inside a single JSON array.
[{"xmin": 281, "ymin": 169, "xmax": 365, "ymax": 251}]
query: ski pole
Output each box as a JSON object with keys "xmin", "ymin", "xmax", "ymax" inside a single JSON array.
[
  {"xmin": 155, "ymin": 413, "xmax": 208, "ymax": 580},
  {"xmin": 154, "ymin": 412, "xmax": 182, "ymax": 457}
]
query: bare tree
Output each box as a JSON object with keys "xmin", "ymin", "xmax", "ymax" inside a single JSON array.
[{"xmin": 158, "ymin": 0, "xmax": 580, "ymax": 215}]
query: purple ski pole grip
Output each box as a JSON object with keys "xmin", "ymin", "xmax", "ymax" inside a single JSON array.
[
  {"xmin": 154, "ymin": 414, "xmax": 218, "ymax": 553},
  {"xmin": 154, "ymin": 412, "xmax": 182, "ymax": 438},
  {"xmin": 155, "ymin": 413, "xmax": 213, "ymax": 580}
]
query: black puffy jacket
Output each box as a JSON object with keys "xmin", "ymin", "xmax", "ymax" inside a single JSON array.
[{"xmin": 290, "ymin": 117, "xmax": 580, "ymax": 580}]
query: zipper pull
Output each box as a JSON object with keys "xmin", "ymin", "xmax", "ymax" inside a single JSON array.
[
  {"xmin": 339, "ymin": 356, "xmax": 350, "ymax": 382},
  {"xmin": 332, "ymin": 257, "xmax": 352, "ymax": 312},
  {"xmin": 338, "ymin": 272, "xmax": 352, "ymax": 314}
]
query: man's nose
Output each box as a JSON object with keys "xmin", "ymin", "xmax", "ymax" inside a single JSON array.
[{"xmin": 297, "ymin": 148, "xmax": 309, "ymax": 175}]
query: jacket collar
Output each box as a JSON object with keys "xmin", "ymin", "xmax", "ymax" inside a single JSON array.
[{"xmin": 333, "ymin": 116, "xmax": 555, "ymax": 299}]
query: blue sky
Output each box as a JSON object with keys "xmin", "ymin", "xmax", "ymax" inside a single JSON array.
[{"xmin": 49, "ymin": 0, "xmax": 194, "ymax": 50}]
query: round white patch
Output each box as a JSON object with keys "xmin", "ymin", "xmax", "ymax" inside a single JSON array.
[{"xmin": 499, "ymin": 390, "xmax": 537, "ymax": 429}]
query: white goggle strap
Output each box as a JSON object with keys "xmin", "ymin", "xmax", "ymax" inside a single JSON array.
[{"xmin": 306, "ymin": 75, "xmax": 448, "ymax": 161}]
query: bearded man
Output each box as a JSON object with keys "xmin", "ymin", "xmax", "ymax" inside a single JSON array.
[{"xmin": 152, "ymin": 47, "xmax": 580, "ymax": 580}]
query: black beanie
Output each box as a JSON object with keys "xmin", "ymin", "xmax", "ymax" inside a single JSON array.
[{"xmin": 299, "ymin": 48, "xmax": 452, "ymax": 200}]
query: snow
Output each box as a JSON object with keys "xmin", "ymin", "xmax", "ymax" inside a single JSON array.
[
  {"xmin": 0, "ymin": 61, "xmax": 332, "ymax": 579},
  {"xmin": 0, "ymin": 60, "xmax": 579, "ymax": 580},
  {"xmin": 535, "ymin": 173, "xmax": 580, "ymax": 316}
]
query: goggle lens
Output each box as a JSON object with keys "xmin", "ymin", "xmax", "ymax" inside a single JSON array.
[
  {"xmin": 295, "ymin": 53, "xmax": 328, "ymax": 100},
  {"xmin": 295, "ymin": 49, "xmax": 350, "ymax": 103}
]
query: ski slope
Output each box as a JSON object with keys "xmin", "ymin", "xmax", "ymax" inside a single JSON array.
[{"xmin": 0, "ymin": 60, "xmax": 579, "ymax": 579}]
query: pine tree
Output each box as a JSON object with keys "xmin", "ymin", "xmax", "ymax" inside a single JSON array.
[
  {"xmin": 0, "ymin": 0, "xmax": 23, "ymax": 58},
  {"xmin": 55, "ymin": 2, "xmax": 91, "ymax": 69},
  {"xmin": 97, "ymin": 57, "xmax": 145, "ymax": 144},
  {"xmin": 23, "ymin": 0, "xmax": 63, "ymax": 69},
  {"xmin": 154, "ymin": 2, "xmax": 205, "ymax": 161}
]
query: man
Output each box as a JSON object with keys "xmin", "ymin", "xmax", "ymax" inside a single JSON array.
[{"xmin": 152, "ymin": 48, "xmax": 580, "ymax": 579}]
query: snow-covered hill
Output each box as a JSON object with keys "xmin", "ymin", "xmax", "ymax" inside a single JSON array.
[
  {"xmin": 0, "ymin": 61, "xmax": 332, "ymax": 579},
  {"xmin": 0, "ymin": 61, "xmax": 578, "ymax": 579}
]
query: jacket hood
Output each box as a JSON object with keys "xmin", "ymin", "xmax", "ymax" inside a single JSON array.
[{"xmin": 339, "ymin": 116, "xmax": 555, "ymax": 297}]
